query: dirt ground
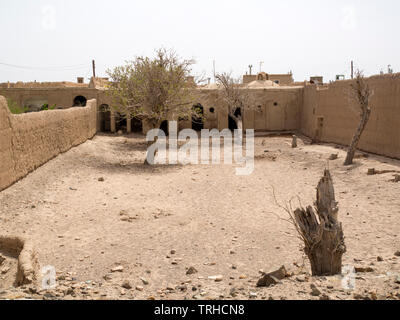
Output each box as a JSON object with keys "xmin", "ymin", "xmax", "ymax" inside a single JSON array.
[{"xmin": 0, "ymin": 133, "xmax": 399, "ymax": 300}]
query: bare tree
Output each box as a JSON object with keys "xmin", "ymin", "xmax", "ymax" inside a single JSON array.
[
  {"xmin": 344, "ymin": 70, "xmax": 373, "ymax": 166},
  {"xmin": 106, "ymin": 48, "xmax": 202, "ymax": 130},
  {"xmin": 215, "ymin": 72, "xmax": 252, "ymax": 132}
]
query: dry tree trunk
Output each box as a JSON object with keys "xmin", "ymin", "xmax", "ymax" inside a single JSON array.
[
  {"xmin": 344, "ymin": 70, "xmax": 372, "ymax": 166},
  {"xmin": 293, "ymin": 170, "xmax": 346, "ymax": 276},
  {"xmin": 344, "ymin": 108, "xmax": 371, "ymax": 165}
]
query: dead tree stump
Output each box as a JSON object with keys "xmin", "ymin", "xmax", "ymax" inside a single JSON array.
[{"xmin": 293, "ymin": 170, "xmax": 346, "ymax": 276}]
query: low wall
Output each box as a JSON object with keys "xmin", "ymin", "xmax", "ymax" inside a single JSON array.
[
  {"xmin": 0, "ymin": 95, "xmax": 97, "ymax": 191},
  {"xmin": 300, "ymin": 74, "xmax": 400, "ymax": 159}
]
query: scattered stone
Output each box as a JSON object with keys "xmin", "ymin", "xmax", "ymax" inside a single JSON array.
[
  {"xmin": 310, "ymin": 284, "xmax": 321, "ymax": 296},
  {"xmin": 256, "ymin": 266, "xmax": 287, "ymax": 287},
  {"xmin": 176, "ymin": 285, "xmax": 187, "ymax": 292},
  {"xmin": 395, "ymin": 276, "xmax": 400, "ymax": 284},
  {"xmin": 111, "ymin": 266, "xmax": 124, "ymax": 273},
  {"xmin": 135, "ymin": 286, "xmax": 144, "ymax": 291},
  {"xmin": 230, "ymin": 288, "xmax": 238, "ymax": 297},
  {"xmin": 170, "ymin": 249, "xmax": 176, "ymax": 255},
  {"xmin": 394, "ymin": 251, "xmax": 400, "ymax": 257},
  {"xmin": 1, "ymin": 266, "xmax": 10, "ymax": 274},
  {"xmin": 377, "ymin": 256, "xmax": 384, "ymax": 262},
  {"xmin": 121, "ymin": 280, "xmax": 132, "ymax": 289},
  {"xmin": 390, "ymin": 175, "xmax": 400, "ymax": 183},
  {"xmin": 208, "ymin": 275, "xmax": 223, "ymax": 282},
  {"xmin": 186, "ymin": 266, "xmax": 198, "ymax": 275},
  {"xmin": 296, "ymin": 275, "xmax": 307, "ymax": 282},
  {"xmin": 353, "ymin": 293, "xmax": 369, "ymax": 300},
  {"xmin": 239, "ymin": 275, "xmax": 247, "ymax": 280},
  {"xmin": 98, "ymin": 177, "xmax": 105, "ymax": 182},
  {"xmin": 355, "ymin": 267, "xmax": 374, "ymax": 273},
  {"xmin": 319, "ymin": 294, "xmax": 330, "ymax": 300},
  {"xmin": 329, "ymin": 153, "xmax": 338, "ymax": 160},
  {"xmin": 140, "ymin": 277, "xmax": 149, "ymax": 285},
  {"xmin": 249, "ymin": 292, "xmax": 258, "ymax": 298},
  {"xmin": 231, "ymin": 265, "xmax": 237, "ymax": 270},
  {"xmin": 0, "ymin": 254, "xmax": 5, "ymax": 265}
]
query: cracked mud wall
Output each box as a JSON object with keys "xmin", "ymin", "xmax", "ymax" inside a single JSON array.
[{"xmin": 0, "ymin": 96, "xmax": 97, "ymax": 191}]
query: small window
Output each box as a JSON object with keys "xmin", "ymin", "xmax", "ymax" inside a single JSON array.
[
  {"xmin": 73, "ymin": 96, "xmax": 87, "ymax": 107},
  {"xmin": 209, "ymin": 107, "xmax": 215, "ymax": 113},
  {"xmin": 274, "ymin": 80, "xmax": 280, "ymax": 84},
  {"xmin": 274, "ymin": 102, "xmax": 278, "ymax": 106}
]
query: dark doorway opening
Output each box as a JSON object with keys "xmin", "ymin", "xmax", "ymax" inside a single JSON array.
[
  {"xmin": 99, "ymin": 104, "xmax": 111, "ymax": 132},
  {"xmin": 131, "ymin": 117, "xmax": 143, "ymax": 133},
  {"xmin": 73, "ymin": 96, "xmax": 87, "ymax": 107},
  {"xmin": 192, "ymin": 104, "xmax": 204, "ymax": 131},
  {"xmin": 160, "ymin": 120, "xmax": 169, "ymax": 136},
  {"xmin": 116, "ymin": 113, "xmax": 127, "ymax": 132},
  {"xmin": 234, "ymin": 107, "xmax": 241, "ymax": 118},
  {"xmin": 228, "ymin": 115, "xmax": 238, "ymax": 131}
]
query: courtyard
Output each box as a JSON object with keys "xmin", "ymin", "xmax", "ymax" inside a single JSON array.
[{"xmin": 1, "ymin": 134, "xmax": 399, "ymax": 300}]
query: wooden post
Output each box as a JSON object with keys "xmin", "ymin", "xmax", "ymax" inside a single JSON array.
[
  {"xmin": 291, "ymin": 135, "xmax": 297, "ymax": 148},
  {"xmin": 293, "ymin": 170, "xmax": 346, "ymax": 276},
  {"xmin": 92, "ymin": 60, "xmax": 96, "ymax": 79},
  {"xmin": 351, "ymin": 61, "xmax": 354, "ymax": 79}
]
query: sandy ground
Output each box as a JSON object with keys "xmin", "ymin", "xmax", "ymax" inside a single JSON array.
[{"xmin": 0, "ymin": 133, "xmax": 399, "ymax": 300}]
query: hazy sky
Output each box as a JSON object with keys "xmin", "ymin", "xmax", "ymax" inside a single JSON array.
[{"xmin": 0, "ymin": 0, "xmax": 398, "ymax": 83}]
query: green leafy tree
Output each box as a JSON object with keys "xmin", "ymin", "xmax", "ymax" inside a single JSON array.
[
  {"xmin": 106, "ymin": 48, "xmax": 200, "ymax": 130},
  {"xmin": 7, "ymin": 99, "xmax": 28, "ymax": 114}
]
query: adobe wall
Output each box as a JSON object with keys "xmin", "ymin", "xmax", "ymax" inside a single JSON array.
[
  {"xmin": 0, "ymin": 95, "xmax": 97, "ymax": 191},
  {"xmin": 300, "ymin": 74, "xmax": 400, "ymax": 159},
  {"xmin": 189, "ymin": 87, "xmax": 303, "ymax": 132},
  {"xmin": 0, "ymin": 87, "xmax": 99, "ymax": 110}
]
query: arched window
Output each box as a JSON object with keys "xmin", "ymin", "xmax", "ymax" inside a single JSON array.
[
  {"xmin": 192, "ymin": 104, "xmax": 204, "ymax": 131},
  {"xmin": 73, "ymin": 96, "xmax": 87, "ymax": 107}
]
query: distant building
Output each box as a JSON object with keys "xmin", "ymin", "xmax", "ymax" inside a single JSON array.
[
  {"xmin": 310, "ymin": 76, "xmax": 323, "ymax": 84},
  {"xmin": 243, "ymin": 72, "xmax": 294, "ymax": 85}
]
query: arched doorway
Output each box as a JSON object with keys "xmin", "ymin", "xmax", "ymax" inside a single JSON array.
[
  {"xmin": 99, "ymin": 104, "xmax": 111, "ymax": 132},
  {"xmin": 73, "ymin": 96, "xmax": 87, "ymax": 107},
  {"xmin": 228, "ymin": 115, "xmax": 238, "ymax": 131},
  {"xmin": 228, "ymin": 107, "xmax": 241, "ymax": 131},
  {"xmin": 192, "ymin": 104, "xmax": 204, "ymax": 131},
  {"xmin": 160, "ymin": 120, "xmax": 169, "ymax": 136},
  {"xmin": 131, "ymin": 117, "xmax": 143, "ymax": 133},
  {"xmin": 116, "ymin": 112, "xmax": 127, "ymax": 133}
]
